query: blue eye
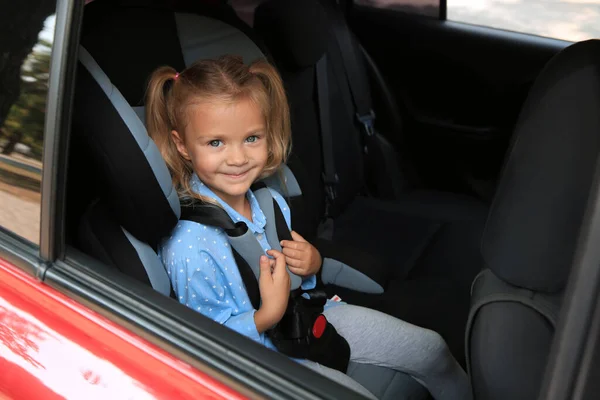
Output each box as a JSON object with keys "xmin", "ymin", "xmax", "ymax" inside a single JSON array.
[
  {"xmin": 208, "ymin": 140, "xmax": 222, "ymax": 147},
  {"xmin": 246, "ymin": 135, "xmax": 258, "ymax": 143}
]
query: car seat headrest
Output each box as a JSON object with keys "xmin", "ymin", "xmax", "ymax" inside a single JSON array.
[
  {"xmin": 73, "ymin": 46, "xmax": 181, "ymax": 248},
  {"xmin": 254, "ymin": 0, "xmax": 330, "ymax": 70},
  {"xmin": 482, "ymin": 39, "xmax": 600, "ymax": 293},
  {"xmin": 82, "ymin": 0, "xmax": 265, "ymax": 106}
]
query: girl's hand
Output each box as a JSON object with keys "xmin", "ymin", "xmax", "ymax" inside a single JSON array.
[
  {"xmin": 280, "ymin": 231, "xmax": 322, "ymax": 277},
  {"xmin": 254, "ymin": 249, "xmax": 290, "ymax": 333}
]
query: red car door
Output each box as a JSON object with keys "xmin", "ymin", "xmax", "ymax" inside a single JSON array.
[{"xmin": 0, "ymin": 257, "xmax": 247, "ymax": 400}]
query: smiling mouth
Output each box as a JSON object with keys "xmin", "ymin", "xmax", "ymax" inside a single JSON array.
[{"xmin": 223, "ymin": 170, "xmax": 250, "ymax": 179}]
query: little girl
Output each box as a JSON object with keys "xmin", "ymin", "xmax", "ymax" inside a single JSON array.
[{"xmin": 147, "ymin": 55, "xmax": 471, "ymax": 400}]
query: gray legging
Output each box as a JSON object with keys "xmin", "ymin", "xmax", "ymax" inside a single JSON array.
[{"xmin": 302, "ymin": 305, "xmax": 472, "ymax": 400}]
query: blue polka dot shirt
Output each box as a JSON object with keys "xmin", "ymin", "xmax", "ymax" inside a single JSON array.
[{"xmin": 159, "ymin": 174, "xmax": 338, "ymax": 353}]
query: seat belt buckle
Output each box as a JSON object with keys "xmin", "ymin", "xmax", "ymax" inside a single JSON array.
[
  {"xmin": 356, "ymin": 110, "xmax": 376, "ymax": 136},
  {"xmin": 322, "ymin": 173, "xmax": 339, "ymax": 202}
]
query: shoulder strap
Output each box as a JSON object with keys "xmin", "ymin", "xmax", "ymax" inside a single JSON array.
[
  {"xmin": 178, "ymin": 186, "xmax": 304, "ymax": 300},
  {"xmin": 180, "ymin": 202, "xmax": 238, "ymax": 232},
  {"xmin": 326, "ymin": 5, "xmax": 373, "ymax": 130},
  {"xmin": 273, "ymin": 197, "xmax": 293, "ymax": 242},
  {"xmin": 315, "ymin": 55, "xmax": 339, "ymax": 214},
  {"xmin": 230, "ymin": 249, "xmax": 261, "ymax": 310},
  {"xmin": 179, "ymin": 201, "xmax": 261, "ymax": 309},
  {"xmin": 252, "ymin": 183, "xmax": 303, "ymax": 290},
  {"xmin": 324, "ymin": 4, "xmax": 403, "ymax": 199}
]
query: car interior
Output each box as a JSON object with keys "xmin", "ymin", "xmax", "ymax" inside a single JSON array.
[{"xmin": 58, "ymin": 0, "xmax": 600, "ymax": 398}]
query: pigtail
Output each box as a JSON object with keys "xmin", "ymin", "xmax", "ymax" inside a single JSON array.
[
  {"xmin": 145, "ymin": 67, "xmax": 194, "ymax": 196},
  {"xmin": 249, "ymin": 59, "xmax": 292, "ymax": 178},
  {"xmin": 145, "ymin": 66, "xmax": 216, "ymax": 205},
  {"xmin": 146, "ymin": 67, "xmax": 181, "ymax": 178}
]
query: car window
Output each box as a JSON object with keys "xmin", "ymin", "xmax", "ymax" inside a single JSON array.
[
  {"xmin": 447, "ymin": 0, "xmax": 600, "ymax": 42},
  {"xmin": 355, "ymin": 0, "xmax": 600, "ymax": 42},
  {"xmin": 0, "ymin": 6, "xmax": 56, "ymax": 245},
  {"xmin": 354, "ymin": 0, "xmax": 441, "ymax": 18},
  {"xmin": 230, "ymin": 0, "xmax": 266, "ymax": 26}
]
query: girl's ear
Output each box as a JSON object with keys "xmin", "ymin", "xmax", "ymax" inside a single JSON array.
[{"xmin": 171, "ymin": 130, "xmax": 191, "ymax": 160}]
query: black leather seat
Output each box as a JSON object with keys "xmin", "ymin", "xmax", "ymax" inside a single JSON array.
[{"xmin": 466, "ymin": 39, "xmax": 600, "ymax": 400}]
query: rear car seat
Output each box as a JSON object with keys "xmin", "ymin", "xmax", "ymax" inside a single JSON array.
[
  {"xmin": 70, "ymin": 0, "xmax": 431, "ymax": 398},
  {"xmin": 254, "ymin": 0, "xmax": 487, "ymax": 291},
  {"xmin": 253, "ymin": 0, "xmax": 487, "ymax": 360}
]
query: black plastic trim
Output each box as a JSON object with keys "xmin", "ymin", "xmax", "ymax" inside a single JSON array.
[
  {"xmin": 40, "ymin": 0, "xmax": 81, "ymax": 263},
  {"xmin": 439, "ymin": 0, "xmax": 446, "ymax": 20},
  {"xmin": 47, "ymin": 248, "xmax": 366, "ymax": 399}
]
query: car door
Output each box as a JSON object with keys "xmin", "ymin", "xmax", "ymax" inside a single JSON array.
[
  {"xmin": 349, "ymin": 0, "xmax": 578, "ymax": 199},
  {"xmin": 0, "ymin": 2, "xmax": 370, "ymax": 399},
  {"xmin": 0, "ymin": 1, "xmax": 247, "ymax": 398}
]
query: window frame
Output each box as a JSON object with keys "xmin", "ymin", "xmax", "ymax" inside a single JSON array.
[
  {"xmin": 440, "ymin": 0, "xmax": 447, "ymax": 20},
  {"xmin": 0, "ymin": 0, "xmax": 71, "ymax": 274},
  {"xmin": 40, "ymin": 0, "xmax": 81, "ymax": 264}
]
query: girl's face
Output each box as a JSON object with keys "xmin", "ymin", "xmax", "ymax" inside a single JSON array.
[{"xmin": 172, "ymin": 97, "xmax": 269, "ymax": 208}]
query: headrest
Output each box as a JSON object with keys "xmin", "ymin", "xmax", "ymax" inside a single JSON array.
[
  {"xmin": 254, "ymin": 0, "xmax": 330, "ymax": 70},
  {"xmin": 82, "ymin": 0, "xmax": 265, "ymax": 105},
  {"xmin": 482, "ymin": 39, "xmax": 600, "ymax": 293},
  {"xmin": 73, "ymin": 47, "xmax": 181, "ymax": 248}
]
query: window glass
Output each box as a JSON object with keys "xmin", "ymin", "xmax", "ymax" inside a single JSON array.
[
  {"xmin": 0, "ymin": 6, "xmax": 55, "ymax": 244},
  {"xmin": 354, "ymin": 0, "xmax": 441, "ymax": 18},
  {"xmin": 448, "ymin": 0, "xmax": 600, "ymax": 42},
  {"xmin": 230, "ymin": 0, "xmax": 264, "ymax": 26}
]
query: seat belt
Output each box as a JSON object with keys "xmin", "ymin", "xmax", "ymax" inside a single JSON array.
[
  {"xmin": 315, "ymin": 55, "xmax": 338, "ymax": 217},
  {"xmin": 179, "ymin": 202, "xmax": 263, "ymax": 309},
  {"xmin": 325, "ymin": 5, "xmax": 399, "ymax": 199},
  {"xmin": 179, "ymin": 182, "xmax": 350, "ymax": 372}
]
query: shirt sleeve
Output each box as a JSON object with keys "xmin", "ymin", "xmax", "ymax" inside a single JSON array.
[
  {"xmin": 269, "ymin": 188, "xmax": 318, "ymax": 290},
  {"xmin": 187, "ymin": 252, "xmax": 265, "ymax": 344}
]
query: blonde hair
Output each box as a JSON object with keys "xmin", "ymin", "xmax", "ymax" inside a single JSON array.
[{"xmin": 145, "ymin": 55, "xmax": 291, "ymax": 203}]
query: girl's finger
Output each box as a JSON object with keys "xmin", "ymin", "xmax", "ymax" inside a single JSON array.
[
  {"xmin": 280, "ymin": 240, "xmax": 299, "ymax": 250},
  {"xmin": 290, "ymin": 230, "xmax": 308, "ymax": 243},
  {"xmin": 259, "ymin": 255, "xmax": 273, "ymax": 282},
  {"xmin": 287, "ymin": 265, "xmax": 308, "ymax": 276},
  {"xmin": 266, "ymin": 249, "xmax": 283, "ymax": 258},
  {"xmin": 267, "ymin": 250, "xmax": 288, "ymax": 277},
  {"xmin": 281, "ymin": 247, "xmax": 303, "ymax": 260},
  {"xmin": 284, "ymin": 257, "xmax": 304, "ymax": 268}
]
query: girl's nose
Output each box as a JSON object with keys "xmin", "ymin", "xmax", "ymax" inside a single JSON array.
[{"xmin": 226, "ymin": 145, "xmax": 248, "ymax": 166}]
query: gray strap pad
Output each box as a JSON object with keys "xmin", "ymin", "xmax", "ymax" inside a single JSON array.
[
  {"xmin": 228, "ymin": 229, "xmax": 267, "ymax": 284},
  {"xmin": 253, "ymin": 186, "xmax": 303, "ymax": 290},
  {"xmin": 321, "ymin": 258, "xmax": 384, "ymax": 294},
  {"xmin": 260, "ymin": 165, "xmax": 302, "ymax": 197}
]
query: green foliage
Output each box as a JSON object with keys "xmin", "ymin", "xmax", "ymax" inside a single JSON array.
[{"xmin": 1, "ymin": 39, "xmax": 51, "ymax": 160}]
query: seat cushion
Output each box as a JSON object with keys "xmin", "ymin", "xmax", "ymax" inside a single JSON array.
[
  {"xmin": 348, "ymin": 362, "xmax": 430, "ymax": 400},
  {"xmin": 333, "ymin": 191, "xmax": 487, "ymax": 285},
  {"xmin": 331, "ymin": 191, "xmax": 487, "ymax": 364}
]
